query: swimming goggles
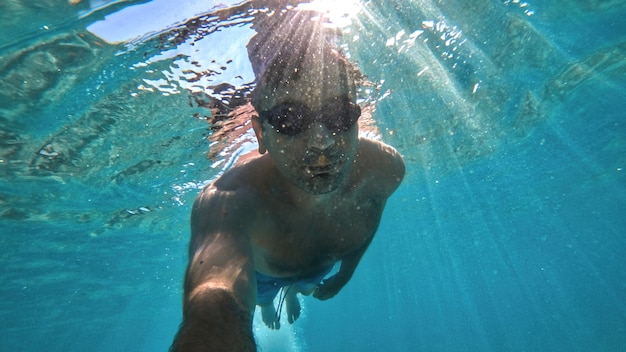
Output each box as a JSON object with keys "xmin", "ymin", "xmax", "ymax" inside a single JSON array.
[{"xmin": 259, "ymin": 96, "xmax": 361, "ymax": 136}]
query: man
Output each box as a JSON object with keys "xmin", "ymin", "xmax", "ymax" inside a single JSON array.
[{"xmin": 171, "ymin": 10, "xmax": 404, "ymax": 351}]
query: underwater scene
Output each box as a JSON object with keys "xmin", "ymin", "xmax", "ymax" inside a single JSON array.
[{"xmin": 1, "ymin": 0, "xmax": 625, "ymax": 351}]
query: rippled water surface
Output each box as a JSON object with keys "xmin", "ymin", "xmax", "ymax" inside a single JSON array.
[{"xmin": 1, "ymin": 0, "xmax": 625, "ymax": 351}]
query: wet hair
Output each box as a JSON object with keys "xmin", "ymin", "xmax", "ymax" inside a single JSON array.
[{"xmin": 246, "ymin": 9, "xmax": 359, "ymax": 110}]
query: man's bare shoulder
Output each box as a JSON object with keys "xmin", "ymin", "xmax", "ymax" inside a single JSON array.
[
  {"xmin": 209, "ymin": 154, "xmax": 266, "ymax": 192},
  {"xmin": 355, "ymin": 138, "xmax": 405, "ymax": 196},
  {"xmin": 191, "ymin": 155, "xmax": 268, "ymax": 236}
]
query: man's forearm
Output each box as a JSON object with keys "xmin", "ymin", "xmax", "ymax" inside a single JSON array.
[
  {"xmin": 337, "ymin": 240, "xmax": 371, "ymax": 280},
  {"xmin": 170, "ymin": 288, "xmax": 256, "ymax": 352}
]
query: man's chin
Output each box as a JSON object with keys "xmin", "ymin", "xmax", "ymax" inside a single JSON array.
[{"xmin": 299, "ymin": 173, "xmax": 343, "ymax": 195}]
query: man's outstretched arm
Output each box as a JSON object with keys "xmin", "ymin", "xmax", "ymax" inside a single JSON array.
[
  {"xmin": 171, "ymin": 287, "xmax": 255, "ymax": 351},
  {"xmin": 170, "ymin": 188, "xmax": 257, "ymax": 352}
]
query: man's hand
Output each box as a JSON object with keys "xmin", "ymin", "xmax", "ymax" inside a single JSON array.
[{"xmin": 312, "ymin": 274, "xmax": 349, "ymax": 300}]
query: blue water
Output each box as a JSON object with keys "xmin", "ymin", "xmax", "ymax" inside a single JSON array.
[{"xmin": 1, "ymin": 0, "xmax": 625, "ymax": 351}]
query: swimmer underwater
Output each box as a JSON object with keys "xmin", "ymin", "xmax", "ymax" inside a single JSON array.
[{"xmin": 170, "ymin": 8, "xmax": 405, "ymax": 351}]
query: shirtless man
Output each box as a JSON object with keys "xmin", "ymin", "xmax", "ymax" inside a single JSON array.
[{"xmin": 170, "ymin": 11, "xmax": 404, "ymax": 352}]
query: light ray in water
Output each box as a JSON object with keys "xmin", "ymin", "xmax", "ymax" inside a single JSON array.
[
  {"xmin": 297, "ymin": 0, "xmax": 363, "ymax": 27},
  {"xmin": 342, "ymin": 0, "xmax": 501, "ymax": 174}
]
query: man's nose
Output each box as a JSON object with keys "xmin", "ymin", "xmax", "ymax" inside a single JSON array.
[{"xmin": 307, "ymin": 122, "xmax": 335, "ymax": 150}]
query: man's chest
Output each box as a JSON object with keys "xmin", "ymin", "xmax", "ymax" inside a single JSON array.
[{"xmin": 250, "ymin": 196, "xmax": 384, "ymax": 276}]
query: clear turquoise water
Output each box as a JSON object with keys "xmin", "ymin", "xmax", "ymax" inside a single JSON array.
[{"xmin": 1, "ymin": 0, "xmax": 625, "ymax": 351}]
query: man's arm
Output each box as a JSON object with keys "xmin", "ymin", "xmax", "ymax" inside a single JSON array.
[
  {"xmin": 313, "ymin": 236, "xmax": 373, "ymax": 300},
  {"xmin": 170, "ymin": 188, "xmax": 257, "ymax": 352},
  {"xmin": 313, "ymin": 140, "xmax": 405, "ymax": 301}
]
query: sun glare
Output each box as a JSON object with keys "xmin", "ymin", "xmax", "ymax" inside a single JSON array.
[{"xmin": 297, "ymin": 0, "xmax": 363, "ymax": 27}]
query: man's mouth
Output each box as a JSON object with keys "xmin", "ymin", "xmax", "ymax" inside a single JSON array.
[
  {"xmin": 306, "ymin": 155, "xmax": 335, "ymax": 175},
  {"xmin": 307, "ymin": 164, "xmax": 334, "ymax": 175}
]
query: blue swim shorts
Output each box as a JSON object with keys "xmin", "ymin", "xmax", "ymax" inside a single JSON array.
[{"xmin": 255, "ymin": 266, "xmax": 334, "ymax": 305}]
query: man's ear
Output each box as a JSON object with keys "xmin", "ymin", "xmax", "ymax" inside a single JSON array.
[{"xmin": 251, "ymin": 117, "xmax": 267, "ymax": 154}]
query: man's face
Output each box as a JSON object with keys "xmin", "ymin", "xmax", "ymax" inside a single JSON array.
[{"xmin": 254, "ymin": 63, "xmax": 360, "ymax": 195}]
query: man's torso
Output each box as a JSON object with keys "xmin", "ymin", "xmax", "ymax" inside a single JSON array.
[
  {"xmin": 204, "ymin": 138, "xmax": 395, "ymax": 280},
  {"xmin": 249, "ymin": 187, "xmax": 385, "ymax": 279}
]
